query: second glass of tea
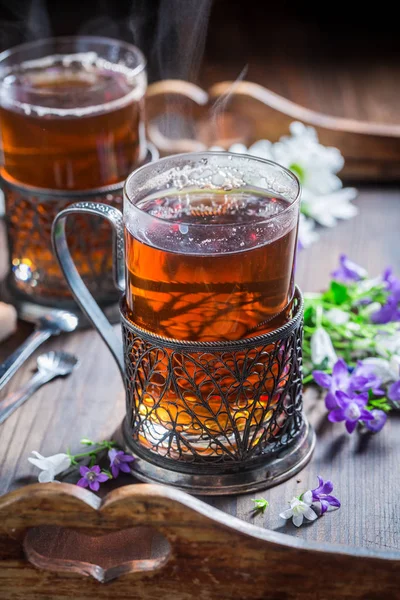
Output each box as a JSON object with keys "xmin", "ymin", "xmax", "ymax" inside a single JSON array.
[
  {"xmin": 0, "ymin": 36, "xmax": 147, "ymax": 190},
  {"xmin": 0, "ymin": 36, "xmax": 148, "ymax": 304}
]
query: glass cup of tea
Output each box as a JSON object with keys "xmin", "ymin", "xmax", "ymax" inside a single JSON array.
[
  {"xmin": 0, "ymin": 36, "xmax": 152, "ymax": 307},
  {"xmin": 52, "ymin": 152, "xmax": 314, "ymax": 494},
  {"xmin": 0, "ymin": 36, "xmax": 147, "ymax": 189}
]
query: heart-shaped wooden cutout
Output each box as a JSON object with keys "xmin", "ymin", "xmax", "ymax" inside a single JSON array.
[{"xmin": 24, "ymin": 525, "xmax": 171, "ymax": 583}]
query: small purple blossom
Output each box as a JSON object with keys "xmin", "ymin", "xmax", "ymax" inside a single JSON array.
[
  {"xmin": 331, "ymin": 254, "xmax": 367, "ymax": 283},
  {"xmin": 313, "ymin": 358, "xmax": 350, "ymax": 409},
  {"xmin": 371, "ymin": 296, "xmax": 400, "ymax": 324},
  {"xmin": 383, "ymin": 267, "xmax": 400, "ymax": 299},
  {"xmin": 328, "ymin": 390, "xmax": 374, "ymax": 433},
  {"xmin": 77, "ymin": 465, "xmax": 109, "ymax": 491},
  {"xmin": 311, "ymin": 476, "xmax": 341, "ymax": 514},
  {"xmin": 108, "ymin": 449, "xmax": 134, "ymax": 478},
  {"xmin": 352, "ymin": 362, "xmax": 385, "ymax": 396},
  {"xmin": 313, "ymin": 359, "xmax": 383, "ymax": 408},
  {"xmin": 363, "ymin": 409, "xmax": 388, "ymax": 433},
  {"xmin": 388, "ymin": 380, "xmax": 400, "ymax": 403}
]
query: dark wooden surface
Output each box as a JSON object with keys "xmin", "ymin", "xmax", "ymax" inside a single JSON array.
[{"xmin": 1, "ymin": 188, "xmax": 399, "ymax": 554}]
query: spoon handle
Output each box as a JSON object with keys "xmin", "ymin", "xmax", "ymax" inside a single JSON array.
[
  {"xmin": 0, "ymin": 329, "xmax": 53, "ymax": 391},
  {"xmin": 0, "ymin": 370, "xmax": 54, "ymax": 425}
]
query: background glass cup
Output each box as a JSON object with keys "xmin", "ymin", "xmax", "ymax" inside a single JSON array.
[
  {"xmin": 0, "ymin": 36, "xmax": 148, "ymax": 307},
  {"xmin": 0, "ymin": 36, "xmax": 147, "ymax": 190},
  {"xmin": 51, "ymin": 152, "xmax": 314, "ymax": 494}
]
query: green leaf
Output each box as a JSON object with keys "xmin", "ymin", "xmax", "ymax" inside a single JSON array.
[
  {"xmin": 303, "ymin": 305, "xmax": 315, "ymax": 326},
  {"xmin": 252, "ymin": 498, "xmax": 269, "ymax": 513},
  {"xmin": 289, "ymin": 163, "xmax": 305, "ymax": 183},
  {"xmin": 330, "ymin": 281, "xmax": 350, "ymax": 305},
  {"xmin": 314, "ymin": 356, "xmax": 330, "ymax": 371},
  {"xmin": 367, "ymin": 397, "xmax": 392, "ymax": 413}
]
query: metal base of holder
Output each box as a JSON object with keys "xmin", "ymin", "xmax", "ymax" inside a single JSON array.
[{"xmin": 123, "ymin": 418, "xmax": 316, "ymax": 496}]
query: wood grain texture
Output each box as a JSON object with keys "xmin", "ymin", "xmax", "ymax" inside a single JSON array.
[
  {"xmin": 0, "ymin": 189, "xmax": 399, "ymax": 560},
  {"xmin": 0, "ymin": 483, "xmax": 399, "ymax": 599}
]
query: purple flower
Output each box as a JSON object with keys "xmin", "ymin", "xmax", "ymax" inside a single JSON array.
[
  {"xmin": 388, "ymin": 380, "xmax": 400, "ymax": 402},
  {"xmin": 363, "ymin": 409, "xmax": 388, "ymax": 433},
  {"xmin": 108, "ymin": 449, "xmax": 134, "ymax": 478},
  {"xmin": 331, "ymin": 254, "xmax": 367, "ymax": 283},
  {"xmin": 352, "ymin": 362, "xmax": 385, "ymax": 396},
  {"xmin": 77, "ymin": 465, "xmax": 109, "ymax": 491},
  {"xmin": 311, "ymin": 476, "xmax": 341, "ymax": 514},
  {"xmin": 383, "ymin": 267, "xmax": 400, "ymax": 299},
  {"xmin": 313, "ymin": 358, "xmax": 380, "ymax": 408},
  {"xmin": 371, "ymin": 296, "xmax": 400, "ymax": 324},
  {"xmin": 328, "ymin": 390, "xmax": 374, "ymax": 433}
]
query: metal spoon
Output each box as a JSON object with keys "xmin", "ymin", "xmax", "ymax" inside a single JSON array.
[
  {"xmin": 0, "ymin": 308, "xmax": 78, "ymax": 391},
  {"xmin": 0, "ymin": 351, "xmax": 79, "ymax": 425}
]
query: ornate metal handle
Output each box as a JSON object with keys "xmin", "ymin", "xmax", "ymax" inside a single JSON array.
[{"xmin": 52, "ymin": 202, "xmax": 125, "ymax": 377}]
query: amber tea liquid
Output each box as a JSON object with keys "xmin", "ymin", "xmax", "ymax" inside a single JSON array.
[
  {"xmin": 0, "ymin": 52, "xmax": 146, "ymax": 189},
  {"xmin": 125, "ymin": 190, "xmax": 298, "ymax": 341}
]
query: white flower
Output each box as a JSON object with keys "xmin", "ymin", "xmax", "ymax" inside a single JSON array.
[
  {"xmin": 375, "ymin": 330, "xmax": 400, "ymax": 358},
  {"xmin": 228, "ymin": 142, "xmax": 249, "ymax": 154},
  {"xmin": 361, "ymin": 356, "xmax": 400, "ymax": 385},
  {"xmin": 324, "ymin": 308, "xmax": 350, "ymax": 325},
  {"xmin": 28, "ymin": 451, "xmax": 71, "ymax": 483},
  {"xmin": 311, "ymin": 326, "xmax": 338, "ymax": 368},
  {"xmin": 279, "ymin": 491, "xmax": 318, "ymax": 527},
  {"xmin": 231, "ymin": 122, "xmax": 358, "ymax": 234},
  {"xmin": 362, "ymin": 302, "xmax": 382, "ymax": 317},
  {"xmin": 302, "ymin": 187, "xmax": 358, "ymax": 228},
  {"xmin": 298, "ymin": 214, "xmax": 320, "ymax": 248},
  {"xmin": 257, "ymin": 122, "xmax": 344, "ymax": 195}
]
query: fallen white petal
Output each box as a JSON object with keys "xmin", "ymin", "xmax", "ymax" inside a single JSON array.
[{"xmin": 302, "ymin": 490, "xmax": 313, "ymax": 505}]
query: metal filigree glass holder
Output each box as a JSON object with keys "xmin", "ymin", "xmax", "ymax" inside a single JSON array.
[
  {"xmin": 1, "ymin": 145, "xmax": 157, "ymax": 315},
  {"xmin": 120, "ymin": 288, "xmax": 314, "ymax": 494},
  {"xmin": 52, "ymin": 153, "xmax": 315, "ymax": 495}
]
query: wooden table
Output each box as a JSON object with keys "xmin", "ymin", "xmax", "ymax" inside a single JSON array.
[{"xmin": 0, "ymin": 187, "xmax": 399, "ymax": 555}]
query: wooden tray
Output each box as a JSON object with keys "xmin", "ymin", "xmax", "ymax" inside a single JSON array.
[
  {"xmin": 146, "ymin": 80, "xmax": 400, "ymax": 181},
  {"xmin": 0, "ymin": 482, "xmax": 399, "ymax": 599},
  {"xmin": 1, "ymin": 157, "xmax": 399, "ymax": 600}
]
